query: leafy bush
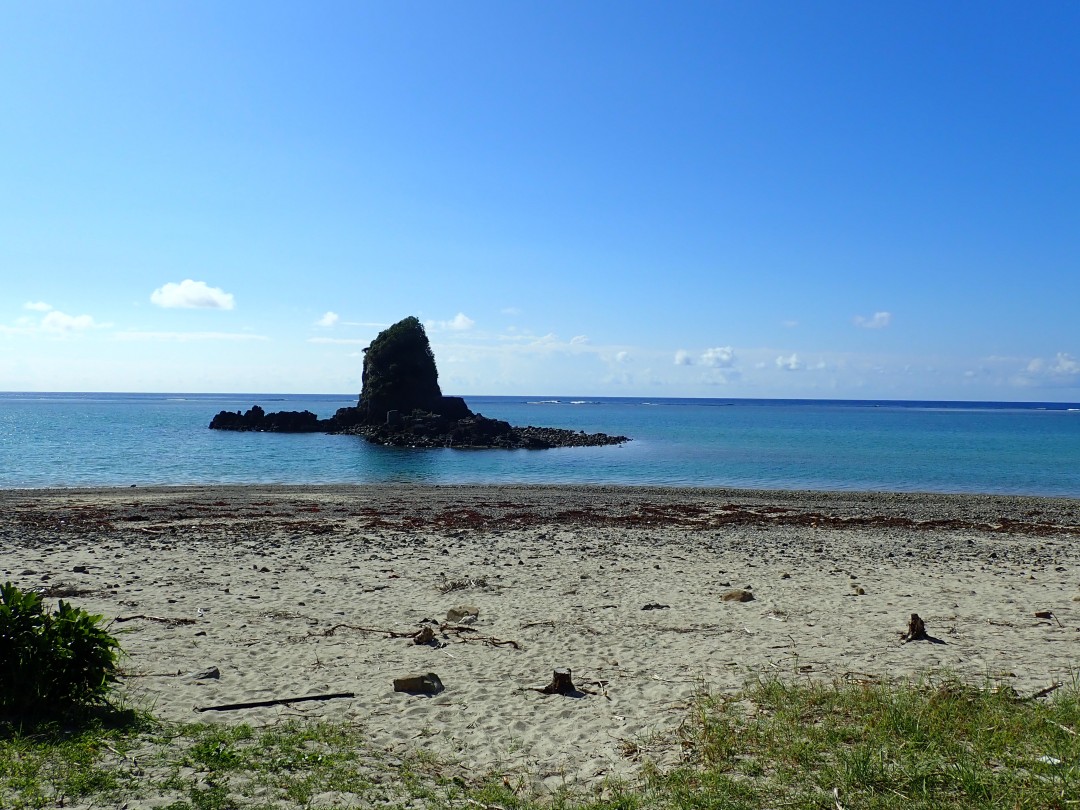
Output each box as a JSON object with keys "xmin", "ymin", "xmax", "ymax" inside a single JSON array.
[{"xmin": 0, "ymin": 582, "xmax": 121, "ymax": 719}]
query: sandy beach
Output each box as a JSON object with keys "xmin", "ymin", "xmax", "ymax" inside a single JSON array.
[{"xmin": 3, "ymin": 484, "xmax": 1080, "ymax": 792}]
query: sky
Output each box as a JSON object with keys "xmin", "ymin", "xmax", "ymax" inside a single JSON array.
[{"xmin": 1, "ymin": 2, "xmax": 1078, "ymax": 401}]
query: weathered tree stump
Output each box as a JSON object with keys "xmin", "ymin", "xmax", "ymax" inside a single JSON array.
[
  {"xmin": 901, "ymin": 613, "xmax": 929, "ymax": 642},
  {"xmin": 542, "ymin": 668, "xmax": 578, "ymax": 695}
]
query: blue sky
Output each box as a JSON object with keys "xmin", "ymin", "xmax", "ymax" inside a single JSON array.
[{"xmin": 2, "ymin": 2, "xmax": 1077, "ymax": 400}]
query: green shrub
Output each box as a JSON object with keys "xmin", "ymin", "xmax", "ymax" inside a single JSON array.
[{"xmin": 0, "ymin": 581, "xmax": 122, "ymax": 719}]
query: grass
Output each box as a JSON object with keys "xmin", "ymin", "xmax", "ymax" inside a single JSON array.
[{"xmin": 2, "ymin": 675, "xmax": 1079, "ymax": 809}]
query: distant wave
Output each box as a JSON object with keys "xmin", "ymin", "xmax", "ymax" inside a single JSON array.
[{"xmin": 527, "ymin": 400, "xmax": 562, "ymax": 405}]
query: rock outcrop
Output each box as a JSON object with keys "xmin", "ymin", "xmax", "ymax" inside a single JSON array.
[
  {"xmin": 209, "ymin": 316, "xmax": 629, "ymax": 449},
  {"xmin": 208, "ymin": 406, "xmax": 331, "ymax": 433}
]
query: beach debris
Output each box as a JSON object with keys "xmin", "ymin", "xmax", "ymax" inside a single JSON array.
[
  {"xmin": 901, "ymin": 613, "xmax": 928, "ymax": 641},
  {"xmin": 447, "ymin": 604, "xmax": 479, "ymax": 623},
  {"xmin": 302, "ymin": 621, "xmax": 519, "ymax": 649},
  {"xmin": 393, "ymin": 672, "xmax": 445, "ymax": 694},
  {"xmin": 437, "ymin": 576, "xmax": 488, "ymax": 593},
  {"xmin": 539, "ymin": 668, "xmax": 582, "ymax": 696},
  {"xmin": 195, "ymin": 692, "xmax": 355, "ymax": 712},
  {"xmin": 413, "ymin": 625, "xmax": 437, "ymax": 645},
  {"xmin": 1029, "ymin": 681, "xmax": 1064, "ymax": 700},
  {"xmin": 1035, "ymin": 610, "xmax": 1064, "ymax": 627},
  {"xmin": 188, "ymin": 666, "xmax": 220, "ymax": 680},
  {"xmin": 641, "ymin": 603, "xmax": 670, "ymax": 610},
  {"xmin": 441, "ymin": 623, "xmax": 523, "ymax": 649},
  {"xmin": 115, "ymin": 614, "xmax": 196, "ymax": 627},
  {"xmin": 900, "ymin": 613, "xmax": 944, "ymax": 643},
  {"xmin": 721, "ymin": 589, "xmax": 755, "ymax": 602}
]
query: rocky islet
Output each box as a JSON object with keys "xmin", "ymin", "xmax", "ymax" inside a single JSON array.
[{"xmin": 209, "ymin": 316, "xmax": 629, "ymax": 449}]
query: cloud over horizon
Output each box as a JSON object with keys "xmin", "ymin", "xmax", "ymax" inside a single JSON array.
[
  {"xmin": 151, "ymin": 280, "xmax": 236, "ymax": 310},
  {"xmin": 430, "ymin": 312, "xmax": 475, "ymax": 331},
  {"xmin": 701, "ymin": 346, "xmax": 735, "ymax": 367},
  {"xmin": 854, "ymin": 311, "xmax": 892, "ymax": 329},
  {"xmin": 776, "ymin": 353, "xmax": 802, "ymax": 371}
]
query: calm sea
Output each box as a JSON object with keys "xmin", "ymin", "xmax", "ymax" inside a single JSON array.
[{"xmin": 1, "ymin": 393, "xmax": 1079, "ymax": 496}]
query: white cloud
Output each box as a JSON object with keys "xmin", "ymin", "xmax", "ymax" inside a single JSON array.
[
  {"xmin": 782, "ymin": 319, "xmax": 799, "ymax": 329},
  {"xmin": 24, "ymin": 301, "xmax": 53, "ymax": 312},
  {"xmin": 776, "ymin": 353, "xmax": 802, "ymax": 371},
  {"xmin": 570, "ymin": 335, "xmax": 589, "ymax": 345},
  {"xmin": 307, "ymin": 337, "xmax": 368, "ymax": 345},
  {"xmin": 674, "ymin": 350, "xmax": 693, "ymax": 366},
  {"xmin": 853, "ymin": 311, "xmax": 892, "ymax": 329},
  {"xmin": 501, "ymin": 307, "xmax": 522, "ymax": 316},
  {"xmin": 701, "ymin": 346, "xmax": 735, "ymax": 367},
  {"xmin": 40, "ymin": 311, "xmax": 101, "ymax": 333},
  {"xmin": 615, "ymin": 351, "xmax": 631, "ymax": 363},
  {"xmin": 1025, "ymin": 353, "xmax": 1079, "ymax": 378},
  {"xmin": 1051, "ymin": 352, "xmax": 1080, "ymax": 376},
  {"xmin": 114, "ymin": 331, "xmax": 267, "ymax": 342},
  {"xmin": 430, "ymin": 312, "xmax": 475, "ymax": 331},
  {"xmin": 316, "ymin": 311, "xmax": 340, "ymax": 327},
  {"xmin": 150, "ymin": 279, "xmax": 236, "ymax": 310}
]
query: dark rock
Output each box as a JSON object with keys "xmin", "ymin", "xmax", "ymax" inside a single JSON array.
[
  {"xmin": 356, "ymin": 316, "xmax": 444, "ymax": 425},
  {"xmin": 209, "ymin": 315, "xmax": 630, "ymax": 449},
  {"xmin": 393, "ymin": 672, "xmax": 444, "ymax": 694},
  {"xmin": 209, "ymin": 405, "xmax": 330, "ymax": 432}
]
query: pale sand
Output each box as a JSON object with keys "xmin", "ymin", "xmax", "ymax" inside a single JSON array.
[{"xmin": 3, "ymin": 485, "xmax": 1080, "ymax": 791}]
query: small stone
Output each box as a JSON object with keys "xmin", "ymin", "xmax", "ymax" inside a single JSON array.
[
  {"xmin": 73, "ymin": 565, "xmax": 89, "ymax": 574},
  {"xmin": 721, "ymin": 589, "xmax": 755, "ymax": 603},
  {"xmin": 446, "ymin": 605, "xmax": 479, "ymax": 623},
  {"xmin": 189, "ymin": 666, "xmax": 220, "ymax": 680},
  {"xmin": 393, "ymin": 672, "xmax": 444, "ymax": 694}
]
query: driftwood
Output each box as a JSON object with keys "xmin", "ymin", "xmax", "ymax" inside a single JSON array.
[
  {"xmin": 306, "ymin": 622, "xmax": 522, "ymax": 649},
  {"xmin": 529, "ymin": 667, "xmax": 605, "ymax": 698},
  {"xmin": 542, "ymin": 668, "xmax": 578, "ymax": 695},
  {"xmin": 901, "ymin": 613, "xmax": 928, "ymax": 642},
  {"xmin": 1029, "ymin": 681, "xmax": 1064, "ymax": 700},
  {"xmin": 414, "ymin": 626, "xmax": 436, "ymax": 645},
  {"xmin": 195, "ymin": 692, "xmax": 354, "ymax": 712},
  {"xmin": 115, "ymin": 614, "xmax": 196, "ymax": 626},
  {"xmin": 900, "ymin": 613, "xmax": 946, "ymax": 645}
]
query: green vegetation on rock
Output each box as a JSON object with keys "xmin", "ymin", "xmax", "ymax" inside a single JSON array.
[{"xmin": 358, "ymin": 316, "xmax": 444, "ymax": 424}]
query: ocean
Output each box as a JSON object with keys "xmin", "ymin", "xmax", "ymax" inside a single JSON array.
[{"xmin": 1, "ymin": 392, "xmax": 1079, "ymax": 496}]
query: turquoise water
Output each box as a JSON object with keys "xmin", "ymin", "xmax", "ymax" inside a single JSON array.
[{"xmin": 1, "ymin": 393, "xmax": 1079, "ymax": 495}]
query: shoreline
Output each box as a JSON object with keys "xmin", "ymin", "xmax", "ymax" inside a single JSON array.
[
  {"xmin": 4, "ymin": 483, "xmax": 1080, "ymax": 791},
  {"xmin": 4, "ymin": 482, "xmax": 1080, "ymax": 525}
]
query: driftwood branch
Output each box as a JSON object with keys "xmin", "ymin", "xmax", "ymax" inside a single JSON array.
[
  {"xmin": 195, "ymin": 692, "xmax": 355, "ymax": 712},
  {"xmin": 115, "ymin": 614, "xmax": 196, "ymax": 626},
  {"xmin": 1029, "ymin": 681, "xmax": 1064, "ymax": 701}
]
